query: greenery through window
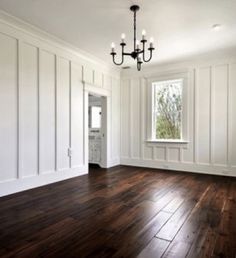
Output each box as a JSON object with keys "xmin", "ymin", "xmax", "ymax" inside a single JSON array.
[{"xmin": 153, "ymin": 79, "xmax": 183, "ymax": 140}]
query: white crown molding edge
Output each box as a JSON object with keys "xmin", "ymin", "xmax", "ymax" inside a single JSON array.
[{"xmin": 121, "ymin": 48, "xmax": 236, "ymax": 78}]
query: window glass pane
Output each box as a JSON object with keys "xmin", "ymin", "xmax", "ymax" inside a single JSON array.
[
  {"xmin": 91, "ymin": 106, "xmax": 101, "ymax": 128},
  {"xmin": 153, "ymin": 79, "xmax": 182, "ymax": 139}
]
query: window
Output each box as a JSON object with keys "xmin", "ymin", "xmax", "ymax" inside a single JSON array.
[
  {"xmin": 90, "ymin": 106, "xmax": 101, "ymax": 128},
  {"xmin": 152, "ymin": 79, "xmax": 183, "ymax": 140}
]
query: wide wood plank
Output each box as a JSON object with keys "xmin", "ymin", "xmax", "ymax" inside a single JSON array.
[{"xmin": 0, "ymin": 165, "xmax": 235, "ymax": 258}]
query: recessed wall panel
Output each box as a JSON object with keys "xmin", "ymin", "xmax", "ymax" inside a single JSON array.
[
  {"xmin": 196, "ymin": 67, "xmax": 211, "ymax": 164},
  {"xmin": 130, "ymin": 79, "xmax": 140, "ymax": 158},
  {"xmin": 121, "ymin": 79, "xmax": 130, "ymax": 157},
  {"xmin": 39, "ymin": 50, "xmax": 56, "ymax": 173},
  {"xmin": 20, "ymin": 43, "xmax": 38, "ymax": 177},
  {"xmin": 71, "ymin": 62, "xmax": 83, "ymax": 167},
  {"xmin": 57, "ymin": 57, "xmax": 70, "ymax": 170},
  {"xmin": 112, "ymin": 78, "xmax": 120, "ymax": 160},
  {"xmin": 168, "ymin": 148, "xmax": 180, "ymax": 162},
  {"xmin": 212, "ymin": 65, "xmax": 228, "ymax": 165},
  {"xmin": 0, "ymin": 33, "xmax": 18, "ymax": 181},
  {"xmin": 154, "ymin": 147, "xmax": 166, "ymax": 161}
]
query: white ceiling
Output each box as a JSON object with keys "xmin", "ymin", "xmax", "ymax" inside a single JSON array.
[{"xmin": 0, "ymin": 0, "xmax": 235, "ymax": 67}]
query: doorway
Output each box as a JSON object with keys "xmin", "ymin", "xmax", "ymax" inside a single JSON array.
[{"xmin": 84, "ymin": 90, "xmax": 108, "ymax": 171}]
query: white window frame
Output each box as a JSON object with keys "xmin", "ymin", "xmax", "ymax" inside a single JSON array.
[{"xmin": 146, "ymin": 72, "xmax": 189, "ymax": 145}]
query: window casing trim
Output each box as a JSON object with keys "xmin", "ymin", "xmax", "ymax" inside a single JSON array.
[{"xmin": 146, "ymin": 72, "xmax": 189, "ymax": 144}]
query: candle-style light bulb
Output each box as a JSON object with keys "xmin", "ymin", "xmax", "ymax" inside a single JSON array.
[
  {"xmin": 121, "ymin": 33, "xmax": 126, "ymax": 43},
  {"xmin": 149, "ymin": 37, "xmax": 154, "ymax": 48},
  {"xmin": 142, "ymin": 30, "xmax": 146, "ymax": 40},
  {"xmin": 111, "ymin": 42, "xmax": 115, "ymax": 53}
]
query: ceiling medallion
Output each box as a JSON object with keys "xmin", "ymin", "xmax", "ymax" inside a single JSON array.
[{"xmin": 110, "ymin": 5, "xmax": 155, "ymax": 71}]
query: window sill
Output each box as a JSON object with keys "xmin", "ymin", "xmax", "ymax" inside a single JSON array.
[{"xmin": 146, "ymin": 139, "xmax": 189, "ymax": 144}]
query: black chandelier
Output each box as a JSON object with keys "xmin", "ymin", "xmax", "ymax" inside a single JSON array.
[{"xmin": 110, "ymin": 5, "xmax": 155, "ymax": 71}]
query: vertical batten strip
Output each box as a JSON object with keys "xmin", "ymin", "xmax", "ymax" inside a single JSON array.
[
  {"xmin": 69, "ymin": 61, "xmax": 72, "ymax": 168},
  {"xmin": 17, "ymin": 39, "xmax": 23, "ymax": 179},
  {"xmin": 209, "ymin": 67, "xmax": 212, "ymax": 165},
  {"xmin": 193, "ymin": 68, "xmax": 197, "ymax": 163},
  {"xmin": 110, "ymin": 77, "xmax": 113, "ymax": 162},
  {"xmin": 128, "ymin": 79, "xmax": 132, "ymax": 158},
  {"xmin": 82, "ymin": 66, "xmax": 86, "ymax": 165},
  {"xmin": 37, "ymin": 48, "xmax": 40, "ymax": 175},
  {"xmin": 16, "ymin": 39, "xmax": 20, "ymax": 179},
  {"xmin": 210, "ymin": 66, "xmax": 215, "ymax": 165},
  {"xmin": 227, "ymin": 64, "xmax": 230, "ymax": 167},
  {"xmin": 139, "ymin": 78, "xmax": 142, "ymax": 159},
  {"xmin": 55, "ymin": 55, "xmax": 58, "ymax": 171}
]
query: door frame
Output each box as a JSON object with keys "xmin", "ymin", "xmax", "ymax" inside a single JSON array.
[{"xmin": 83, "ymin": 83, "xmax": 111, "ymax": 169}]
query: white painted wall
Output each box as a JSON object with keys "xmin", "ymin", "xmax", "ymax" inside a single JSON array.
[
  {"xmin": 0, "ymin": 14, "xmax": 120, "ymax": 197},
  {"xmin": 121, "ymin": 55, "xmax": 236, "ymax": 177}
]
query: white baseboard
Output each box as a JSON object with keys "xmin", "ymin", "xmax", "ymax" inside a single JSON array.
[
  {"xmin": 0, "ymin": 166, "xmax": 88, "ymax": 197},
  {"xmin": 120, "ymin": 158, "xmax": 236, "ymax": 177},
  {"xmin": 107, "ymin": 157, "xmax": 121, "ymax": 168}
]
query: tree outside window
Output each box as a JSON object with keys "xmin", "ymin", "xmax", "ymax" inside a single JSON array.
[{"xmin": 153, "ymin": 79, "xmax": 183, "ymax": 140}]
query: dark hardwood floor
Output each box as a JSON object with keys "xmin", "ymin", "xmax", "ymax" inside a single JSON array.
[{"xmin": 0, "ymin": 165, "xmax": 235, "ymax": 258}]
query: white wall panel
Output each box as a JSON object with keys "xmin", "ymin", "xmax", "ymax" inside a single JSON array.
[
  {"xmin": 83, "ymin": 66, "xmax": 94, "ymax": 84},
  {"xmin": 121, "ymin": 79, "xmax": 130, "ymax": 157},
  {"xmin": 56, "ymin": 57, "xmax": 70, "ymax": 170},
  {"xmin": 104, "ymin": 74, "xmax": 112, "ymax": 91},
  {"xmin": 39, "ymin": 50, "xmax": 56, "ymax": 173},
  {"xmin": 144, "ymin": 146, "xmax": 153, "ymax": 160},
  {"xmin": 111, "ymin": 78, "xmax": 120, "ymax": 161},
  {"xmin": 168, "ymin": 148, "xmax": 180, "ymax": 162},
  {"xmin": 20, "ymin": 43, "xmax": 38, "ymax": 178},
  {"xmin": 71, "ymin": 62, "xmax": 84, "ymax": 168},
  {"xmin": 0, "ymin": 33, "xmax": 18, "ymax": 181},
  {"xmin": 182, "ymin": 70, "xmax": 194, "ymax": 163},
  {"xmin": 154, "ymin": 147, "xmax": 166, "ymax": 161},
  {"xmin": 94, "ymin": 70, "xmax": 103, "ymax": 87},
  {"xmin": 196, "ymin": 67, "xmax": 211, "ymax": 164},
  {"xmin": 121, "ymin": 59, "xmax": 236, "ymax": 177},
  {"xmin": 130, "ymin": 78, "xmax": 141, "ymax": 158},
  {"xmin": 0, "ymin": 16, "xmax": 120, "ymax": 197},
  {"xmin": 212, "ymin": 65, "xmax": 228, "ymax": 165}
]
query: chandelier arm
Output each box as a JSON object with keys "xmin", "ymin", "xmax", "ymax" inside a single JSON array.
[
  {"xmin": 112, "ymin": 45, "xmax": 125, "ymax": 65},
  {"xmin": 142, "ymin": 42, "xmax": 154, "ymax": 62},
  {"xmin": 112, "ymin": 54, "xmax": 124, "ymax": 66}
]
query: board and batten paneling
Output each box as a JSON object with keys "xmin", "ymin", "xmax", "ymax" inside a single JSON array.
[
  {"xmin": 70, "ymin": 62, "xmax": 84, "ymax": 168},
  {"xmin": 195, "ymin": 67, "xmax": 211, "ymax": 164},
  {"xmin": 130, "ymin": 78, "xmax": 141, "ymax": 159},
  {"xmin": 111, "ymin": 77, "xmax": 121, "ymax": 163},
  {"xmin": 121, "ymin": 61, "xmax": 236, "ymax": 177},
  {"xmin": 230, "ymin": 63, "xmax": 236, "ymax": 167},
  {"xmin": 20, "ymin": 42, "xmax": 39, "ymax": 178},
  {"xmin": 121, "ymin": 79, "xmax": 131, "ymax": 158},
  {"xmin": 39, "ymin": 50, "xmax": 56, "ymax": 174},
  {"xmin": 212, "ymin": 65, "xmax": 228, "ymax": 165},
  {"xmin": 56, "ymin": 57, "xmax": 70, "ymax": 171},
  {"xmin": 0, "ymin": 16, "xmax": 120, "ymax": 197},
  {"xmin": 0, "ymin": 33, "xmax": 18, "ymax": 181}
]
